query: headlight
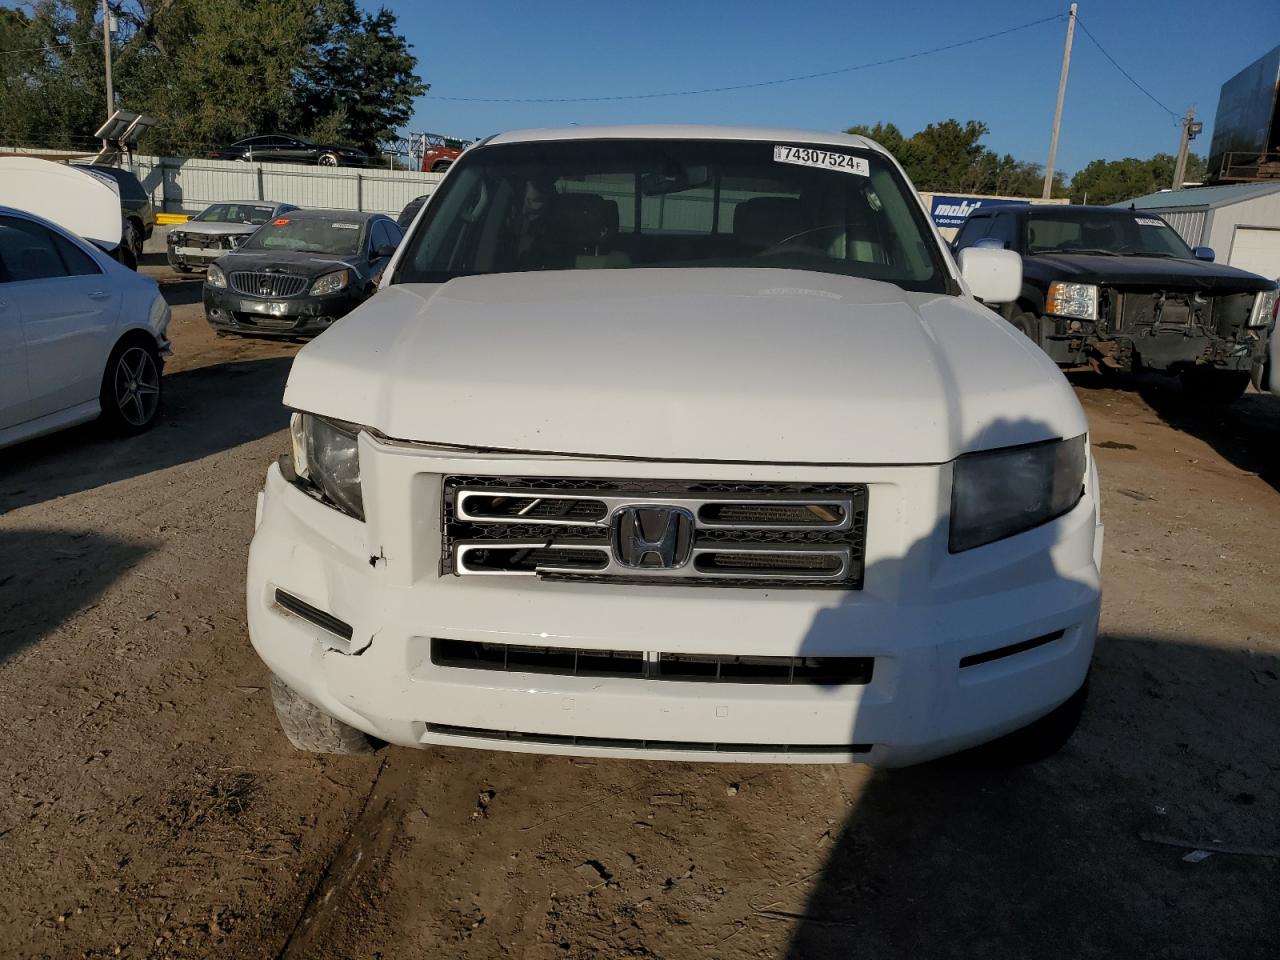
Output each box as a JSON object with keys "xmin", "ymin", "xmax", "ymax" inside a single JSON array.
[
  {"xmin": 207, "ymin": 264, "xmax": 228, "ymax": 288},
  {"xmin": 168, "ymin": 231, "xmax": 182, "ymax": 244},
  {"xmin": 1248, "ymin": 288, "xmax": 1278, "ymax": 328},
  {"xmin": 1047, "ymin": 281, "xmax": 1099, "ymax": 321},
  {"xmin": 310, "ymin": 270, "xmax": 350, "ymax": 296},
  {"xmin": 950, "ymin": 435, "xmax": 1086, "ymax": 552},
  {"xmin": 289, "ymin": 413, "xmax": 364, "ymax": 520}
]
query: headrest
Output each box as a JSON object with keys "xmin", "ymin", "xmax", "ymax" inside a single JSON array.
[
  {"xmin": 733, "ymin": 196, "xmax": 805, "ymax": 249},
  {"xmin": 549, "ymin": 193, "xmax": 618, "ymax": 248}
]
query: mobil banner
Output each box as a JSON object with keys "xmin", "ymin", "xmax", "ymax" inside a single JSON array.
[{"xmin": 929, "ymin": 195, "xmax": 1028, "ymax": 228}]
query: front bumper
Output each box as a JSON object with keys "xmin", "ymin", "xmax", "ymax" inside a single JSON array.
[
  {"xmin": 203, "ymin": 284, "xmax": 363, "ymax": 338},
  {"xmin": 247, "ymin": 439, "xmax": 1103, "ymax": 766}
]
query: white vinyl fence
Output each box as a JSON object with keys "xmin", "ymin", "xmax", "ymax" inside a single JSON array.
[{"xmin": 125, "ymin": 156, "xmax": 445, "ymax": 216}]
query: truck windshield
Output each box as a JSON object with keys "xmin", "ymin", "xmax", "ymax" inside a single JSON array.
[
  {"xmin": 393, "ymin": 139, "xmax": 947, "ymax": 293},
  {"xmin": 1026, "ymin": 211, "xmax": 1195, "ymax": 258},
  {"xmin": 240, "ymin": 217, "xmax": 363, "ymax": 255}
]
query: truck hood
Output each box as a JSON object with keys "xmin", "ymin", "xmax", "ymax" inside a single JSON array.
[
  {"xmin": 213, "ymin": 249, "xmax": 363, "ymax": 278},
  {"xmin": 284, "ymin": 269, "xmax": 1086, "ymax": 464},
  {"xmin": 1028, "ymin": 252, "xmax": 1273, "ymax": 292}
]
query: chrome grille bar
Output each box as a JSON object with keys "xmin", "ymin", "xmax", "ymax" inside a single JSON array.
[
  {"xmin": 455, "ymin": 489, "xmax": 853, "ymax": 531},
  {"xmin": 229, "ymin": 271, "xmax": 309, "ymax": 298}
]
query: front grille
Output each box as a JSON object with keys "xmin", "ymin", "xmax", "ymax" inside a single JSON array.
[
  {"xmin": 174, "ymin": 232, "xmax": 236, "ymax": 251},
  {"xmin": 431, "ymin": 638, "xmax": 873, "ymax": 685},
  {"xmin": 442, "ymin": 476, "xmax": 868, "ymax": 588},
  {"xmin": 424, "ymin": 722, "xmax": 872, "ymax": 755},
  {"xmin": 229, "ymin": 271, "xmax": 309, "ymax": 298},
  {"xmin": 231, "ymin": 312, "xmax": 299, "ymax": 330}
]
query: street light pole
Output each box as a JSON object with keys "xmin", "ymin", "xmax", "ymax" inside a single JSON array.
[
  {"xmin": 101, "ymin": 0, "xmax": 114, "ymax": 121},
  {"xmin": 1172, "ymin": 105, "xmax": 1202, "ymax": 191},
  {"xmin": 1043, "ymin": 3, "xmax": 1077, "ymax": 200}
]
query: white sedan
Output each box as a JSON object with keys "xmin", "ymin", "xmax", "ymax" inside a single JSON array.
[{"xmin": 0, "ymin": 205, "xmax": 171, "ymax": 449}]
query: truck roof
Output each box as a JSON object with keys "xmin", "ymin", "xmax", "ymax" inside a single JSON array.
[{"xmin": 484, "ymin": 124, "xmax": 884, "ymax": 155}]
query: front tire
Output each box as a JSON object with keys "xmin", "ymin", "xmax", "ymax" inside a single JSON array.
[
  {"xmin": 270, "ymin": 675, "xmax": 376, "ymax": 754},
  {"xmin": 1010, "ymin": 310, "xmax": 1043, "ymax": 348},
  {"xmin": 317, "ymin": 152, "xmax": 339, "ymax": 167},
  {"xmin": 99, "ymin": 338, "xmax": 163, "ymax": 434},
  {"xmin": 431, "ymin": 159, "xmax": 453, "ymax": 172},
  {"xmin": 1180, "ymin": 367, "xmax": 1249, "ymax": 404},
  {"xmin": 974, "ymin": 680, "xmax": 1088, "ymax": 765}
]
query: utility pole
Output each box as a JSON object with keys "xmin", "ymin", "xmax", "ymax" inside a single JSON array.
[
  {"xmin": 1043, "ymin": 2, "xmax": 1077, "ymax": 200},
  {"xmin": 101, "ymin": 0, "xmax": 114, "ymax": 123},
  {"xmin": 1171, "ymin": 105, "xmax": 1202, "ymax": 191}
]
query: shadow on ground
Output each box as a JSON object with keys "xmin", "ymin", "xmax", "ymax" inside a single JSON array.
[
  {"xmin": 786, "ymin": 632, "xmax": 1280, "ymax": 959},
  {"xmin": 0, "ymin": 355, "xmax": 292, "ymax": 513},
  {"xmin": 0, "ymin": 528, "xmax": 153, "ymax": 663},
  {"xmin": 157, "ymin": 276, "xmax": 206, "ymax": 307},
  {"xmin": 1069, "ymin": 369, "xmax": 1280, "ymax": 493}
]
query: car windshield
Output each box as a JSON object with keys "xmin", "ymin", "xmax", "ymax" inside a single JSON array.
[
  {"xmin": 393, "ymin": 139, "xmax": 947, "ymax": 292},
  {"xmin": 240, "ymin": 216, "xmax": 363, "ymax": 255},
  {"xmin": 194, "ymin": 203, "xmax": 278, "ymax": 225},
  {"xmin": 1026, "ymin": 212, "xmax": 1195, "ymax": 258}
]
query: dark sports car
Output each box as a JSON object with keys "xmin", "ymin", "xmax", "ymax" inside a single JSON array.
[
  {"xmin": 203, "ymin": 209, "xmax": 403, "ymax": 338},
  {"xmin": 207, "ymin": 134, "xmax": 368, "ymax": 167}
]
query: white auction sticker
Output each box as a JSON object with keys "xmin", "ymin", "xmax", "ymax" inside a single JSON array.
[
  {"xmin": 1134, "ymin": 217, "xmax": 1164, "ymax": 227},
  {"xmin": 331, "ymin": 222, "xmax": 360, "ymax": 230},
  {"xmin": 774, "ymin": 144, "xmax": 869, "ymax": 177}
]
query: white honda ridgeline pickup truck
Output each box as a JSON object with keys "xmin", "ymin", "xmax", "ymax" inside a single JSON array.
[{"xmin": 248, "ymin": 126, "xmax": 1103, "ymax": 767}]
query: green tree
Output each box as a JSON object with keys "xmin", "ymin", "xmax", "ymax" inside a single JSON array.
[
  {"xmin": 846, "ymin": 118, "xmax": 1066, "ymax": 197},
  {"xmin": 0, "ymin": 0, "xmax": 426, "ymax": 157},
  {"xmin": 1067, "ymin": 153, "xmax": 1205, "ymax": 205},
  {"xmin": 293, "ymin": 0, "xmax": 427, "ymax": 154},
  {"xmin": 0, "ymin": 0, "xmax": 109, "ymax": 151}
]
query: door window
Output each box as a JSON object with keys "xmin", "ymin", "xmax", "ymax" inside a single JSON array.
[
  {"xmin": 0, "ymin": 217, "xmax": 72, "ymax": 283},
  {"xmin": 371, "ymin": 220, "xmax": 399, "ymax": 252},
  {"xmin": 952, "ymin": 215, "xmax": 992, "ymax": 250},
  {"xmin": 986, "ymin": 213, "xmax": 1019, "ymax": 250},
  {"xmin": 51, "ymin": 234, "xmax": 102, "ymax": 277}
]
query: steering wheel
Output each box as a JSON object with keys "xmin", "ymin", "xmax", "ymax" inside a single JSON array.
[{"xmin": 757, "ymin": 223, "xmax": 851, "ymax": 259}]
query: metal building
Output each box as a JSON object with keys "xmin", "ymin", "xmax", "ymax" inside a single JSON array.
[{"xmin": 1121, "ymin": 181, "xmax": 1280, "ymax": 279}]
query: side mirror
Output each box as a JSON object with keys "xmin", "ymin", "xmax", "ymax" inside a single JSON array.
[
  {"xmin": 973, "ymin": 237, "xmax": 1008, "ymax": 251},
  {"xmin": 1192, "ymin": 246, "xmax": 1215, "ymax": 262},
  {"xmin": 958, "ymin": 246, "xmax": 1021, "ymax": 304},
  {"xmin": 374, "ymin": 243, "xmax": 398, "ymax": 258}
]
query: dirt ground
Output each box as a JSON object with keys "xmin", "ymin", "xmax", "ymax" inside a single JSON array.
[{"xmin": 1, "ymin": 250, "xmax": 1277, "ymax": 960}]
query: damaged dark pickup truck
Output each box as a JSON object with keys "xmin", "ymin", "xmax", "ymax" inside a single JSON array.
[{"xmin": 954, "ymin": 205, "xmax": 1279, "ymax": 402}]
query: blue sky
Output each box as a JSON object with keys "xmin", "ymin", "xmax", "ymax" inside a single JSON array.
[{"xmin": 383, "ymin": 0, "xmax": 1280, "ymax": 175}]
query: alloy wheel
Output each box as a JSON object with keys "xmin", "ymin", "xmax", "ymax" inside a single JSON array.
[{"xmin": 114, "ymin": 347, "xmax": 161, "ymax": 427}]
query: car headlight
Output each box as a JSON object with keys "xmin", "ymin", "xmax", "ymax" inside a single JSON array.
[
  {"xmin": 168, "ymin": 231, "xmax": 182, "ymax": 244},
  {"xmin": 1248, "ymin": 288, "xmax": 1278, "ymax": 328},
  {"xmin": 207, "ymin": 264, "xmax": 228, "ymax": 288},
  {"xmin": 950, "ymin": 435, "xmax": 1087, "ymax": 552},
  {"xmin": 310, "ymin": 270, "xmax": 350, "ymax": 296},
  {"xmin": 1047, "ymin": 281, "xmax": 1099, "ymax": 321},
  {"xmin": 289, "ymin": 413, "xmax": 364, "ymax": 520}
]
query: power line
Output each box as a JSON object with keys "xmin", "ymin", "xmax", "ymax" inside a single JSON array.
[
  {"xmin": 423, "ymin": 13, "xmax": 1066, "ymax": 104},
  {"xmin": 0, "ymin": 39, "xmax": 102, "ymax": 56},
  {"xmin": 1073, "ymin": 15, "xmax": 1179, "ymax": 119}
]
